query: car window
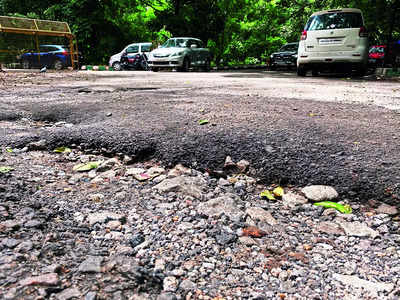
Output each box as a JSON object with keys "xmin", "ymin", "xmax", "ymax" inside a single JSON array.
[
  {"xmin": 176, "ymin": 39, "xmax": 188, "ymax": 48},
  {"xmin": 126, "ymin": 45, "xmax": 139, "ymax": 53},
  {"xmin": 39, "ymin": 46, "xmax": 49, "ymax": 52},
  {"xmin": 280, "ymin": 44, "xmax": 298, "ymax": 52},
  {"xmin": 191, "ymin": 40, "xmax": 202, "ymax": 48},
  {"xmin": 305, "ymin": 12, "xmax": 363, "ymax": 30},
  {"xmin": 161, "ymin": 39, "xmax": 176, "ymax": 48},
  {"xmin": 141, "ymin": 44, "xmax": 151, "ymax": 52}
]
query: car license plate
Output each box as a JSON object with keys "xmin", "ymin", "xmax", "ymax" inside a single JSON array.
[{"xmin": 319, "ymin": 38, "xmax": 343, "ymax": 45}]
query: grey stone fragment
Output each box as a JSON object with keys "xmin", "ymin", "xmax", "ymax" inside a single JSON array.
[
  {"xmin": 301, "ymin": 185, "xmax": 338, "ymax": 201},
  {"xmin": 154, "ymin": 176, "xmax": 205, "ymax": 199},
  {"xmin": 157, "ymin": 293, "xmax": 177, "ymax": 300},
  {"xmin": 56, "ymin": 287, "xmax": 81, "ymax": 300},
  {"xmin": 337, "ymin": 221, "xmax": 378, "ymax": 238},
  {"xmin": 163, "ymin": 276, "xmax": 178, "ymax": 292},
  {"xmin": 315, "ymin": 221, "xmax": 344, "ymax": 236},
  {"xmin": 245, "ymin": 207, "xmax": 277, "ymax": 225},
  {"xmin": 85, "ymin": 292, "xmax": 97, "ymax": 300},
  {"xmin": 87, "ymin": 211, "xmax": 125, "ymax": 226},
  {"xmin": 97, "ymin": 158, "xmax": 119, "ymax": 172},
  {"xmin": 180, "ymin": 279, "xmax": 197, "ymax": 291},
  {"xmin": 376, "ymin": 203, "xmax": 398, "ymax": 215},
  {"xmin": 78, "ymin": 256, "xmax": 103, "ymax": 273},
  {"xmin": 197, "ymin": 194, "xmax": 243, "ymax": 221},
  {"xmin": 333, "ymin": 273, "xmax": 394, "ymax": 295},
  {"xmin": 282, "ymin": 192, "xmax": 308, "ymax": 208}
]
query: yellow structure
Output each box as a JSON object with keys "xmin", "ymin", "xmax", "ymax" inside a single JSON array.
[{"xmin": 0, "ymin": 16, "xmax": 79, "ymax": 69}]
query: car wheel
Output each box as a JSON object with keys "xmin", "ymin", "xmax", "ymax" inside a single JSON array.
[
  {"xmin": 297, "ymin": 65, "xmax": 306, "ymax": 76},
  {"xmin": 151, "ymin": 67, "xmax": 159, "ymax": 72},
  {"xmin": 270, "ymin": 64, "xmax": 276, "ymax": 71},
  {"xmin": 112, "ymin": 62, "xmax": 122, "ymax": 71},
  {"xmin": 311, "ymin": 69, "xmax": 319, "ymax": 77},
  {"xmin": 203, "ymin": 58, "xmax": 211, "ymax": 72},
  {"xmin": 355, "ymin": 64, "xmax": 366, "ymax": 77},
  {"xmin": 53, "ymin": 59, "xmax": 64, "ymax": 70},
  {"xmin": 22, "ymin": 59, "xmax": 30, "ymax": 69},
  {"xmin": 180, "ymin": 57, "xmax": 190, "ymax": 72}
]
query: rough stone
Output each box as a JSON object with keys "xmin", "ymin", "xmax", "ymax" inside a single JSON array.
[
  {"xmin": 337, "ymin": 221, "xmax": 378, "ymax": 238},
  {"xmin": 197, "ymin": 194, "xmax": 243, "ymax": 221},
  {"xmin": 163, "ymin": 276, "xmax": 178, "ymax": 292},
  {"xmin": 56, "ymin": 287, "xmax": 81, "ymax": 300},
  {"xmin": 87, "ymin": 211, "xmax": 125, "ymax": 226},
  {"xmin": 245, "ymin": 207, "xmax": 277, "ymax": 225},
  {"xmin": 332, "ymin": 274, "xmax": 394, "ymax": 295},
  {"xmin": 282, "ymin": 192, "xmax": 308, "ymax": 208},
  {"xmin": 315, "ymin": 221, "xmax": 344, "ymax": 236},
  {"xmin": 154, "ymin": 176, "xmax": 205, "ymax": 199},
  {"xmin": 376, "ymin": 203, "xmax": 398, "ymax": 216},
  {"xmin": 78, "ymin": 256, "xmax": 103, "ymax": 273},
  {"xmin": 301, "ymin": 185, "xmax": 338, "ymax": 202},
  {"xmin": 19, "ymin": 273, "xmax": 59, "ymax": 286}
]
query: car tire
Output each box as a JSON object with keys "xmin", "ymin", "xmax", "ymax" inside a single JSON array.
[
  {"xmin": 54, "ymin": 59, "xmax": 64, "ymax": 70},
  {"xmin": 180, "ymin": 57, "xmax": 190, "ymax": 72},
  {"xmin": 112, "ymin": 62, "xmax": 122, "ymax": 71},
  {"xmin": 22, "ymin": 59, "xmax": 30, "ymax": 69},
  {"xmin": 151, "ymin": 67, "xmax": 159, "ymax": 72},
  {"xmin": 297, "ymin": 65, "xmax": 306, "ymax": 76},
  {"xmin": 311, "ymin": 69, "xmax": 319, "ymax": 77},
  {"xmin": 270, "ymin": 64, "xmax": 276, "ymax": 71},
  {"xmin": 203, "ymin": 58, "xmax": 211, "ymax": 72},
  {"xmin": 355, "ymin": 64, "xmax": 366, "ymax": 77}
]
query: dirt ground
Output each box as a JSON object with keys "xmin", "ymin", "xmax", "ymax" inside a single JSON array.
[{"xmin": 1, "ymin": 69, "xmax": 400, "ymax": 205}]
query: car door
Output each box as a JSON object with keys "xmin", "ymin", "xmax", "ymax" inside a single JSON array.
[
  {"xmin": 188, "ymin": 39, "xmax": 202, "ymax": 65},
  {"xmin": 37, "ymin": 46, "xmax": 51, "ymax": 67}
]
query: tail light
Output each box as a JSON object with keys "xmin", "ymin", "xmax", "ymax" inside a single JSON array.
[
  {"xmin": 359, "ymin": 26, "xmax": 368, "ymax": 37},
  {"xmin": 300, "ymin": 30, "xmax": 307, "ymax": 41},
  {"xmin": 61, "ymin": 51, "xmax": 69, "ymax": 56}
]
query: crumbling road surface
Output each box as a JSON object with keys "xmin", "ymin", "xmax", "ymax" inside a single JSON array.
[{"xmin": 1, "ymin": 70, "xmax": 400, "ymax": 204}]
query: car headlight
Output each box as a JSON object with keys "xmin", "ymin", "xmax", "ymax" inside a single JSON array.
[
  {"xmin": 293, "ymin": 54, "xmax": 298, "ymax": 58},
  {"xmin": 171, "ymin": 51, "xmax": 184, "ymax": 57},
  {"xmin": 270, "ymin": 55, "xmax": 273, "ymax": 58}
]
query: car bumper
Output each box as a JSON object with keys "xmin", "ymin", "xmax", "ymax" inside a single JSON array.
[
  {"xmin": 297, "ymin": 51, "xmax": 367, "ymax": 66},
  {"xmin": 148, "ymin": 56, "xmax": 184, "ymax": 68}
]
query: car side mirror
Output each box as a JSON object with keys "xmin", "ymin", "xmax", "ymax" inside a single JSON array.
[{"xmin": 190, "ymin": 44, "xmax": 198, "ymax": 49}]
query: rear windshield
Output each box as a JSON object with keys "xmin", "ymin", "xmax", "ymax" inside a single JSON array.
[
  {"xmin": 305, "ymin": 12, "xmax": 363, "ymax": 31},
  {"xmin": 280, "ymin": 44, "xmax": 298, "ymax": 52}
]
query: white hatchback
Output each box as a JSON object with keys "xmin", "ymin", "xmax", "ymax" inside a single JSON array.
[{"xmin": 297, "ymin": 8, "xmax": 368, "ymax": 76}]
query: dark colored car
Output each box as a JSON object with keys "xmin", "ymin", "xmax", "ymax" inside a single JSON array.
[
  {"xmin": 269, "ymin": 42, "xmax": 299, "ymax": 70},
  {"xmin": 20, "ymin": 45, "xmax": 75, "ymax": 70},
  {"xmin": 369, "ymin": 42, "xmax": 400, "ymax": 67}
]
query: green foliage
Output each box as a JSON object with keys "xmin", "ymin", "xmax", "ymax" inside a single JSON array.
[{"xmin": 0, "ymin": 0, "xmax": 398, "ymax": 65}]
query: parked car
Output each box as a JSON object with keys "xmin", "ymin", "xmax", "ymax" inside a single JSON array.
[
  {"xmin": 109, "ymin": 42, "xmax": 152, "ymax": 71},
  {"xmin": 20, "ymin": 45, "xmax": 76, "ymax": 70},
  {"xmin": 147, "ymin": 37, "xmax": 212, "ymax": 72},
  {"xmin": 269, "ymin": 42, "xmax": 299, "ymax": 70},
  {"xmin": 369, "ymin": 42, "xmax": 400, "ymax": 67},
  {"xmin": 120, "ymin": 52, "xmax": 149, "ymax": 70},
  {"xmin": 297, "ymin": 8, "xmax": 369, "ymax": 76}
]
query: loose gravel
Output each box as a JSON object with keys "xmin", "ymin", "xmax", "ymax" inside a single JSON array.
[{"xmin": 0, "ymin": 148, "xmax": 399, "ymax": 299}]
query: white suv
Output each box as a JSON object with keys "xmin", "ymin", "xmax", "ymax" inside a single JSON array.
[{"xmin": 297, "ymin": 8, "xmax": 368, "ymax": 76}]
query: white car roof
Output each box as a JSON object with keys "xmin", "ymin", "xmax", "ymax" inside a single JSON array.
[{"xmin": 311, "ymin": 8, "xmax": 362, "ymax": 17}]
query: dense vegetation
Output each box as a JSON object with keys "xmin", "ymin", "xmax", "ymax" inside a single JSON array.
[{"xmin": 0, "ymin": 0, "xmax": 399, "ymax": 65}]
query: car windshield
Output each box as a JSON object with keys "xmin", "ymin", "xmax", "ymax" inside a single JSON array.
[
  {"xmin": 305, "ymin": 12, "xmax": 363, "ymax": 30},
  {"xmin": 280, "ymin": 44, "xmax": 298, "ymax": 52},
  {"xmin": 161, "ymin": 38, "xmax": 189, "ymax": 48}
]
